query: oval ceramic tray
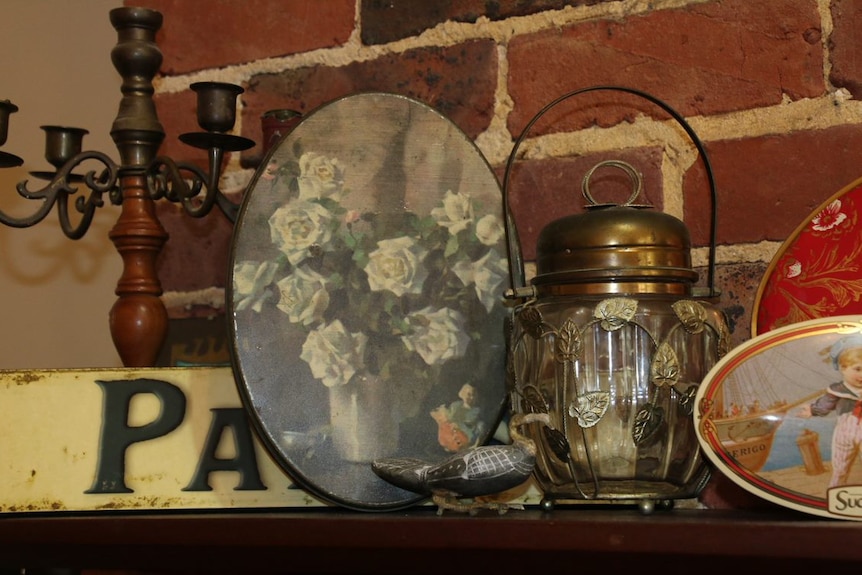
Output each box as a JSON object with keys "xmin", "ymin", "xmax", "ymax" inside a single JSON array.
[
  {"xmin": 752, "ymin": 176, "xmax": 862, "ymax": 335},
  {"xmin": 228, "ymin": 92, "xmax": 510, "ymax": 511},
  {"xmin": 695, "ymin": 315, "xmax": 862, "ymax": 520}
]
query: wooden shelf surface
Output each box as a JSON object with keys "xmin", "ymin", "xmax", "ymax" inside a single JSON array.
[{"xmin": 1, "ymin": 507, "xmax": 861, "ymax": 572}]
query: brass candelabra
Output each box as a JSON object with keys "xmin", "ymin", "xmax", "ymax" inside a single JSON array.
[{"xmin": 0, "ymin": 6, "xmax": 252, "ymax": 367}]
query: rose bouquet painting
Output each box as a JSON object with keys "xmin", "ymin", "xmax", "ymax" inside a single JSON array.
[
  {"xmin": 229, "ymin": 94, "xmax": 511, "ymax": 509},
  {"xmin": 232, "ymin": 142, "xmax": 509, "ymax": 464}
]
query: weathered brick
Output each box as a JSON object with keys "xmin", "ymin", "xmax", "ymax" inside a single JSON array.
[
  {"xmin": 239, "ymin": 40, "xmax": 498, "ymax": 164},
  {"xmin": 710, "ymin": 262, "xmax": 768, "ymax": 348},
  {"xmin": 507, "ymin": 0, "xmax": 824, "ymax": 138},
  {"xmin": 155, "ymin": 200, "xmax": 234, "ymax": 293},
  {"xmin": 829, "ymin": 0, "xmax": 862, "ymax": 98},
  {"xmin": 137, "ymin": 0, "xmax": 355, "ymax": 74},
  {"xmin": 360, "ymin": 0, "xmax": 605, "ymax": 45},
  {"xmin": 684, "ymin": 124, "xmax": 862, "ymax": 248}
]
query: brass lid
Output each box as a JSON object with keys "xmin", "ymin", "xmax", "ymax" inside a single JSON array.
[{"xmin": 532, "ymin": 160, "xmax": 698, "ymax": 295}]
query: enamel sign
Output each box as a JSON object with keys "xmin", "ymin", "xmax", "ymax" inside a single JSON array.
[
  {"xmin": 0, "ymin": 367, "xmax": 326, "ymax": 512},
  {"xmin": 0, "ymin": 366, "xmax": 540, "ymax": 513}
]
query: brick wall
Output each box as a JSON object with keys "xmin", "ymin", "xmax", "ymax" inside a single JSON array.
[{"xmin": 138, "ymin": 0, "xmax": 862, "ymax": 508}]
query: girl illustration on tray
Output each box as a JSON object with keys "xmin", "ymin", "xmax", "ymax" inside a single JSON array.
[{"xmin": 797, "ymin": 334, "xmax": 862, "ymax": 488}]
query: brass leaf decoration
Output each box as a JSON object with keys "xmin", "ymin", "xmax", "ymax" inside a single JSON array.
[
  {"xmin": 633, "ymin": 405, "xmax": 664, "ymax": 445},
  {"xmin": 671, "ymin": 300, "xmax": 707, "ymax": 334},
  {"xmin": 543, "ymin": 426, "xmax": 572, "ymax": 463},
  {"xmin": 595, "ymin": 297, "xmax": 638, "ymax": 331},
  {"xmin": 555, "ymin": 317, "xmax": 582, "ymax": 363},
  {"xmin": 521, "ymin": 385, "xmax": 549, "ymax": 414},
  {"xmin": 651, "ymin": 342, "xmax": 680, "ymax": 388},
  {"xmin": 518, "ymin": 306, "xmax": 545, "ymax": 339},
  {"xmin": 677, "ymin": 384, "xmax": 697, "ymax": 416},
  {"xmin": 568, "ymin": 391, "xmax": 610, "ymax": 428}
]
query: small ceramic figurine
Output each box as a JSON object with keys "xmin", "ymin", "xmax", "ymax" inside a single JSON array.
[{"xmin": 371, "ymin": 412, "xmax": 550, "ymax": 514}]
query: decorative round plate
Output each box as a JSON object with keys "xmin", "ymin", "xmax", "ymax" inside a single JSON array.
[
  {"xmin": 228, "ymin": 93, "xmax": 510, "ymax": 511},
  {"xmin": 752, "ymin": 176, "xmax": 862, "ymax": 335},
  {"xmin": 695, "ymin": 315, "xmax": 862, "ymax": 520}
]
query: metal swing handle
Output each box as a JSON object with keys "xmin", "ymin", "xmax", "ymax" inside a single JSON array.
[{"xmin": 502, "ymin": 85, "xmax": 719, "ymax": 298}]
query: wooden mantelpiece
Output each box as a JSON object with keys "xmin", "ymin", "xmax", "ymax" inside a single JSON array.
[{"xmin": 0, "ymin": 508, "xmax": 859, "ymax": 573}]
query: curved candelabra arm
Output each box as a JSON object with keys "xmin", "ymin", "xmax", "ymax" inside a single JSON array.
[
  {"xmin": 148, "ymin": 151, "xmax": 238, "ymax": 222},
  {"xmin": 0, "ymin": 150, "xmax": 120, "ymax": 240},
  {"xmin": 148, "ymin": 155, "xmax": 208, "ymax": 211}
]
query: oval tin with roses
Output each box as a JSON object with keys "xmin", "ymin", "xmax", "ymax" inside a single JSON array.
[{"xmin": 228, "ymin": 93, "xmax": 510, "ymax": 511}]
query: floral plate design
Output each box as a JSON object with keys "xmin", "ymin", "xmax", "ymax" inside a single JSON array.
[
  {"xmin": 228, "ymin": 93, "xmax": 510, "ymax": 511},
  {"xmin": 753, "ymin": 176, "xmax": 862, "ymax": 335}
]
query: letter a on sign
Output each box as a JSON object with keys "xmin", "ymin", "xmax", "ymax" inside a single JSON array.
[{"xmin": 184, "ymin": 407, "xmax": 267, "ymax": 491}]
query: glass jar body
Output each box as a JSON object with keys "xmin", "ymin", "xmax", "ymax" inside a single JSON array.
[{"xmin": 509, "ymin": 294, "xmax": 730, "ymax": 506}]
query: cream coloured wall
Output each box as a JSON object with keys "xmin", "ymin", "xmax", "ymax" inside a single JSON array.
[{"xmin": 0, "ymin": 0, "xmax": 124, "ymax": 368}]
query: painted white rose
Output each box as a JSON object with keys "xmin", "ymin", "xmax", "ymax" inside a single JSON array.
[
  {"xmin": 452, "ymin": 249, "xmax": 507, "ymax": 312},
  {"xmin": 233, "ymin": 260, "xmax": 279, "ymax": 312},
  {"xmin": 297, "ymin": 152, "xmax": 345, "ymax": 201},
  {"xmin": 811, "ymin": 199, "xmax": 847, "ymax": 232},
  {"xmin": 785, "ymin": 259, "xmax": 802, "ymax": 279},
  {"xmin": 269, "ymin": 200, "xmax": 335, "ymax": 266},
  {"xmin": 276, "ymin": 266, "xmax": 330, "ymax": 326},
  {"xmin": 365, "ymin": 236, "xmax": 429, "ymax": 297},
  {"xmin": 401, "ymin": 307, "xmax": 470, "ymax": 366},
  {"xmin": 431, "ymin": 190, "xmax": 473, "ymax": 234},
  {"xmin": 300, "ymin": 320, "xmax": 368, "ymax": 388},
  {"xmin": 475, "ymin": 214, "xmax": 505, "ymax": 246}
]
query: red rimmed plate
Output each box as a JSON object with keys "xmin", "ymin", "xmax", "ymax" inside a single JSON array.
[{"xmin": 753, "ymin": 177, "xmax": 862, "ymax": 335}]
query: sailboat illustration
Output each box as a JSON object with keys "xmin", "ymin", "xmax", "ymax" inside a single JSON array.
[{"xmin": 699, "ymin": 332, "xmax": 840, "ymax": 473}]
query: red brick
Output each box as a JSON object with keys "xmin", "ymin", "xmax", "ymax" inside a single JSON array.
[
  {"xmin": 135, "ymin": 0, "xmax": 355, "ymax": 74},
  {"xmin": 239, "ymin": 40, "xmax": 498, "ymax": 164},
  {"xmin": 829, "ymin": 0, "xmax": 862, "ymax": 98},
  {"xmin": 507, "ymin": 0, "xmax": 824, "ymax": 138},
  {"xmin": 709, "ymin": 262, "xmax": 768, "ymax": 348},
  {"xmin": 684, "ymin": 124, "xmax": 862, "ymax": 248},
  {"xmin": 156, "ymin": 200, "xmax": 234, "ymax": 293},
  {"xmin": 360, "ymin": 0, "xmax": 605, "ymax": 45}
]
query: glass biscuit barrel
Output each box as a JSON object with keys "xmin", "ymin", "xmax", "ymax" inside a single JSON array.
[{"xmin": 502, "ymin": 87, "xmax": 730, "ymax": 512}]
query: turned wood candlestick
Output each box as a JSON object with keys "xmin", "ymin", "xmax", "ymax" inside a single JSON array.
[
  {"xmin": 0, "ymin": 6, "xmax": 270, "ymax": 368},
  {"xmin": 106, "ymin": 6, "xmax": 169, "ymax": 367}
]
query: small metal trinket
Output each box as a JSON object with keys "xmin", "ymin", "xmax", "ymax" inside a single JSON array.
[{"xmin": 372, "ymin": 413, "xmax": 550, "ymax": 514}]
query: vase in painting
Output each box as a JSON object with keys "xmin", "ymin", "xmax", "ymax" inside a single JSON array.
[{"xmin": 328, "ymin": 374, "xmax": 399, "ymax": 463}]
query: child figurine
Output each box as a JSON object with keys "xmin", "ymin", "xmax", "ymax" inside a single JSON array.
[
  {"xmin": 798, "ymin": 334, "xmax": 862, "ymax": 488},
  {"xmin": 431, "ymin": 383, "xmax": 486, "ymax": 453}
]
